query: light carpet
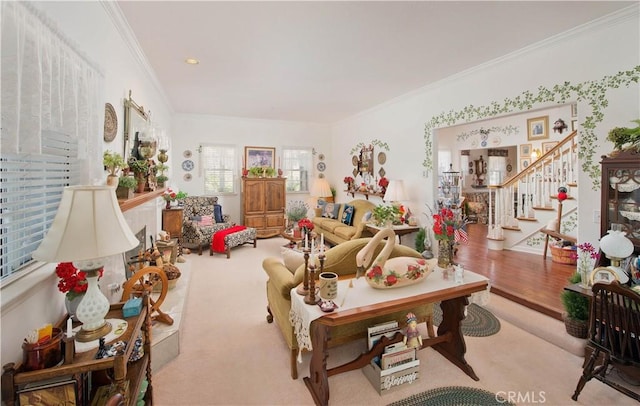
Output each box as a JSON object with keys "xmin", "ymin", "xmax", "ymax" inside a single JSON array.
[{"xmin": 152, "ymin": 237, "xmax": 637, "ymax": 405}]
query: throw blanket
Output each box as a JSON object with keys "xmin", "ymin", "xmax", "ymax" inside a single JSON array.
[{"xmin": 211, "ymin": 225, "xmax": 246, "ymax": 253}]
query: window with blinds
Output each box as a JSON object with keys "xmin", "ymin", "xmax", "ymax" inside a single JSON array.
[
  {"xmin": 0, "ymin": 131, "xmax": 80, "ymax": 279},
  {"xmin": 201, "ymin": 144, "xmax": 236, "ymax": 194},
  {"xmin": 282, "ymin": 148, "xmax": 312, "ymax": 192}
]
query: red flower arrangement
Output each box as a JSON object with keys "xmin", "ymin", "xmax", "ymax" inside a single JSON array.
[
  {"xmin": 55, "ymin": 262, "xmax": 103, "ymax": 300},
  {"xmin": 298, "ymin": 218, "xmax": 314, "ymax": 232},
  {"xmin": 432, "ymin": 208, "xmax": 461, "ymax": 241},
  {"xmin": 378, "ymin": 177, "xmax": 389, "ymax": 189},
  {"xmin": 343, "ymin": 176, "xmax": 354, "ymax": 185}
]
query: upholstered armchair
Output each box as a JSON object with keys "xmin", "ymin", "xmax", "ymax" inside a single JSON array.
[
  {"xmin": 180, "ymin": 196, "xmax": 233, "ymax": 255},
  {"xmin": 262, "ymin": 237, "xmax": 435, "ymax": 379}
]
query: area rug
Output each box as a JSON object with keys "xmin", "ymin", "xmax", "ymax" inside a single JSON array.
[
  {"xmin": 432, "ymin": 303, "xmax": 500, "ymax": 337},
  {"xmin": 388, "ymin": 386, "xmax": 514, "ymax": 406}
]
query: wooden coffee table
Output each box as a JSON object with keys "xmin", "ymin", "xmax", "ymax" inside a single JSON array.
[{"xmin": 281, "ymin": 229, "xmax": 303, "ymax": 248}]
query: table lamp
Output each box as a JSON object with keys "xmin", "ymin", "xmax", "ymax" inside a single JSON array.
[
  {"xmin": 33, "ymin": 185, "xmax": 139, "ymax": 342},
  {"xmin": 310, "ymin": 178, "xmax": 333, "ymax": 216},
  {"xmin": 383, "ymin": 180, "xmax": 407, "ymax": 204},
  {"xmin": 598, "ymin": 223, "xmax": 634, "ymax": 284}
]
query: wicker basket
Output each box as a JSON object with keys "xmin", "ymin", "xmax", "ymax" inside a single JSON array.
[
  {"xmin": 563, "ymin": 315, "xmax": 588, "ymax": 338},
  {"xmin": 550, "ymin": 244, "xmax": 577, "ymax": 265}
]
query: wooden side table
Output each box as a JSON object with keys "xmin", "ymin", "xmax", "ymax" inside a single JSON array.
[{"xmin": 162, "ymin": 208, "xmax": 183, "ymax": 242}]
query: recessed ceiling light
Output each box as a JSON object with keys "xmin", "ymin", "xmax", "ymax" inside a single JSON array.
[{"xmin": 185, "ymin": 58, "xmax": 199, "ymax": 65}]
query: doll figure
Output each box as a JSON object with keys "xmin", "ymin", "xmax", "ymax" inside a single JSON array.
[{"xmin": 403, "ymin": 312, "xmax": 423, "ymax": 349}]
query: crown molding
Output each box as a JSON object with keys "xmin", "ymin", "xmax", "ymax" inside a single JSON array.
[{"xmin": 100, "ymin": 1, "xmax": 173, "ymax": 114}]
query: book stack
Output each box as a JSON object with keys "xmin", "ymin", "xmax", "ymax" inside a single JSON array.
[{"xmin": 363, "ymin": 322, "xmax": 420, "ymax": 395}]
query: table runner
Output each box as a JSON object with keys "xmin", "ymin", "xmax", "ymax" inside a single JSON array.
[{"xmin": 289, "ymin": 267, "xmax": 490, "ymax": 356}]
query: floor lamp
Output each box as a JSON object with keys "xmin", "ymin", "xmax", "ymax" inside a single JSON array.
[{"xmin": 34, "ymin": 185, "xmax": 139, "ymax": 342}]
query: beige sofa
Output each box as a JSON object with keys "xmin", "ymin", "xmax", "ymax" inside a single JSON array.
[
  {"xmin": 311, "ymin": 199, "xmax": 376, "ymax": 245},
  {"xmin": 262, "ymin": 237, "xmax": 434, "ymax": 379}
]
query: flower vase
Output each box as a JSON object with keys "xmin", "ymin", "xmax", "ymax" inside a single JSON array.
[
  {"xmin": 65, "ymin": 295, "xmax": 84, "ymax": 322},
  {"xmin": 437, "ymin": 239, "xmax": 453, "ymax": 268},
  {"xmin": 579, "ymin": 267, "xmax": 590, "ymax": 288},
  {"xmin": 165, "ymin": 200, "xmax": 171, "ymax": 209}
]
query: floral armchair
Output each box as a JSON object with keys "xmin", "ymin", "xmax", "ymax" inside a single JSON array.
[{"xmin": 180, "ymin": 196, "xmax": 233, "ymax": 255}]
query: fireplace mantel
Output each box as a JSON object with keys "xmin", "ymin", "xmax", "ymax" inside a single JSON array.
[{"xmin": 118, "ymin": 187, "xmax": 167, "ymax": 212}]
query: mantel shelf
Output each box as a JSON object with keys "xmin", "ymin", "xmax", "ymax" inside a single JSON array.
[
  {"xmin": 345, "ymin": 190, "xmax": 385, "ymax": 201},
  {"xmin": 118, "ymin": 187, "xmax": 166, "ymax": 212}
]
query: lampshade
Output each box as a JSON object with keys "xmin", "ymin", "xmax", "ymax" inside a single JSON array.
[
  {"xmin": 599, "ymin": 223, "xmax": 634, "ymax": 283},
  {"xmin": 310, "ymin": 178, "xmax": 332, "ymax": 198},
  {"xmin": 383, "ymin": 180, "xmax": 407, "ymax": 202},
  {"xmin": 34, "ymin": 185, "xmax": 139, "ymax": 342}
]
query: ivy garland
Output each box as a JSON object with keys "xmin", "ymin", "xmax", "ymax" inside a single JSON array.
[
  {"xmin": 424, "ymin": 66, "xmax": 640, "ymax": 190},
  {"xmin": 349, "ymin": 139, "xmax": 390, "ymax": 155},
  {"xmin": 456, "ymin": 125, "xmax": 520, "ymax": 142}
]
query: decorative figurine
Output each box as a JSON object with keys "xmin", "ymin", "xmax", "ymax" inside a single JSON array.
[
  {"xmin": 403, "ymin": 312, "xmax": 423, "ymax": 349},
  {"xmin": 553, "ymin": 118, "xmax": 568, "ymax": 134}
]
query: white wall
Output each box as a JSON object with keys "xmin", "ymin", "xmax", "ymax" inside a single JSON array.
[
  {"xmin": 330, "ymin": 7, "xmax": 640, "ymax": 251},
  {"xmin": 1, "ymin": 2, "xmax": 173, "ymax": 366},
  {"xmin": 170, "ymin": 114, "xmax": 331, "ymax": 222}
]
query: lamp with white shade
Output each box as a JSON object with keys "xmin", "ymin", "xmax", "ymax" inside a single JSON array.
[
  {"xmin": 383, "ymin": 180, "xmax": 407, "ymax": 204},
  {"xmin": 33, "ymin": 185, "xmax": 139, "ymax": 342},
  {"xmin": 310, "ymin": 178, "xmax": 333, "ymax": 202},
  {"xmin": 598, "ymin": 223, "xmax": 634, "ymax": 284}
]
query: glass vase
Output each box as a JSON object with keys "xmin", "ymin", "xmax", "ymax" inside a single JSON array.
[
  {"xmin": 579, "ymin": 267, "xmax": 590, "ymax": 288},
  {"xmin": 437, "ymin": 239, "xmax": 453, "ymax": 268}
]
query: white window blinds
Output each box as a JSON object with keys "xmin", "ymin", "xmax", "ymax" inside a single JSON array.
[
  {"xmin": 200, "ymin": 144, "xmax": 236, "ymax": 194},
  {"xmin": 282, "ymin": 148, "xmax": 312, "ymax": 192}
]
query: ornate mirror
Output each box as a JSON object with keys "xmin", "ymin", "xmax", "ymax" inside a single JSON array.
[{"xmin": 123, "ymin": 90, "xmax": 150, "ymax": 164}]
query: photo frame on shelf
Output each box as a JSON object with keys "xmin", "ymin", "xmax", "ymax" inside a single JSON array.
[
  {"xmin": 542, "ymin": 141, "xmax": 558, "ymax": 154},
  {"xmin": 244, "ymin": 146, "xmax": 276, "ymax": 169},
  {"xmin": 18, "ymin": 379, "xmax": 77, "ymax": 406},
  {"xmin": 590, "ymin": 266, "xmax": 619, "ymax": 285},
  {"xmin": 527, "ymin": 116, "xmax": 549, "ymax": 141},
  {"xmin": 520, "ymin": 144, "xmax": 531, "ymax": 156},
  {"xmin": 520, "ymin": 158, "xmax": 530, "ymax": 170}
]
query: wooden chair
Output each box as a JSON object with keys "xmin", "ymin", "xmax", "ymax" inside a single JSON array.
[
  {"xmin": 542, "ymin": 199, "xmax": 576, "ymax": 259},
  {"xmin": 572, "ymin": 281, "xmax": 640, "ymax": 401}
]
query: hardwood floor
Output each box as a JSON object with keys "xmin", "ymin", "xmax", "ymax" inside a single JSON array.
[{"xmin": 454, "ymin": 222, "xmax": 575, "ymax": 321}]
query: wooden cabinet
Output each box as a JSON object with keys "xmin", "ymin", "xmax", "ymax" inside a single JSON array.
[
  {"xmin": 2, "ymin": 296, "xmax": 153, "ymax": 405},
  {"xmin": 600, "ymin": 151, "xmax": 640, "ymax": 250},
  {"xmin": 242, "ymin": 177, "xmax": 285, "ymax": 238},
  {"xmin": 162, "ymin": 207, "xmax": 184, "ymax": 241}
]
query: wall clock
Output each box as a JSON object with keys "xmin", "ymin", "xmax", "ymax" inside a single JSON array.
[
  {"xmin": 317, "ymin": 162, "xmax": 326, "ymax": 172},
  {"xmin": 182, "ymin": 160, "xmax": 194, "ymax": 172}
]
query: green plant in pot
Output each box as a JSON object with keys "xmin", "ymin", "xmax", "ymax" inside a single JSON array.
[
  {"xmin": 372, "ymin": 204, "xmax": 399, "ymax": 227},
  {"xmin": 116, "ymin": 175, "xmax": 137, "ymax": 199},
  {"xmin": 560, "ymin": 272, "xmax": 590, "ymax": 338},
  {"xmin": 156, "ymin": 174, "xmax": 168, "ymax": 187},
  {"xmin": 103, "ymin": 150, "xmax": 126, "ymax": 187},
  {"xmin": 129, "ymin": 159, "xmax": 149, "ymax": 193}
]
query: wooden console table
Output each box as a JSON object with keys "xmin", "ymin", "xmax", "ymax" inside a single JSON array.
[
  {"xmin": 291, "ymin": 269, "xmax": 489, "ymax": 405},
  {"xmin": 365, "ymin": 224, "xmax": 420, "ymax": 244}
]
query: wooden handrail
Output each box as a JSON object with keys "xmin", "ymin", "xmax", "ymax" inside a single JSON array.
[{"xmin": 500, "ymin": 130, "xmax": 577, "ymax": 189}]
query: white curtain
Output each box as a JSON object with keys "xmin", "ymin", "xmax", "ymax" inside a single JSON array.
[{"xmin": 1, "ymin": 1, "xmax": 103, "ymax": 181}]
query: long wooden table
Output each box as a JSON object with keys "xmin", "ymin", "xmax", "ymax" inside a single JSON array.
[{"xmin": 293, "ymin": 269, "xmax": 489, "ymax": 405}]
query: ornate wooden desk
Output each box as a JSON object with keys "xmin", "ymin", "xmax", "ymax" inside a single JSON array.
[{"xmin": 290, "ymin": 268, "xmax": 489, "ymax": 405}]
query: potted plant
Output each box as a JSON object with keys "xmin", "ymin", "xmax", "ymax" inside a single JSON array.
[
  {"xmin": 607, "ymin": 119, "xmax": 640, "ymax": 152},
  {"xmin": 560, "ymin": 272, "xmax": 590, "ymax": 338},
  {"xmin": 372, "ymin": 204, "xmax": 398, "ymax": 227},
  {"xmin": 103, "ymin": 150, "xmax": 126, "ymax": 187},
  {"xmin": 156, "ymin": 174, "xmax": 169, "ymax": 188},
  {"xmin": 116, "ymin": 176, "xmax": 137, "ymax": 199},
  {"xmin": 129, "ymin": 159, "xmax": 149, "ymax": 193}
]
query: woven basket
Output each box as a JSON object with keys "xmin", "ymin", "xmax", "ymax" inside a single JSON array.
[
  {"xmin": 563, "ymin": 315, "xmax": 588, "ymax": 338},
  {"xmin": 550, "ymin": 244, "xmax": 577, "ymax": 265}
]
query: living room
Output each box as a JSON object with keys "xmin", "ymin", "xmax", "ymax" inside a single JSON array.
[{"xmin": 1, "ymin": 1, "xmax": 639, "ymax": 404}]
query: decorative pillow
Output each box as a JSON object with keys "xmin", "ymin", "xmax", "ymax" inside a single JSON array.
[
  {"xmin": 213, "ymin": 204, "xmax": 224, "ymax": 223},
  {"xmin": 362, "ymin": 210, "xmax": 372, "ymax": 223},
  {"xmin": 341, "ymin": 204, "xmax": 355, "ymax": 226},
  {"xmin": 321, "ymin": 203, "xmax": 341, "ymax": 219},
  {"xmin": 281, "ymin": 248, "xmax": 305, "ymax": 274},
  {"xmin": 198, "ymin": 215, "xmax": 214, "ymax": 226}
]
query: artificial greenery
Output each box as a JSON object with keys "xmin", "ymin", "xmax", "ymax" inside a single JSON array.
[
  {"xmin": 103, "ymin": 150, "xmax": 126, "ymax": 176},
  {"xmin": 607, "ymin": 119, "xmax": 640, "ymax": 151},
  {"xmin": 372, "ymin": 204, "xmax": 399, "ymax": 226},
  {"xmin": 156, "ymin": 174, "xmax": 169, "ymax": 184},
  {"xmin": 415, "ymin": 227, "xmax": 427, "ymax": 252},
  {"xmin": 118, "ymin": 175, "xmax": 137, "ymax": 189},
  {"xmin": 248, "ymin": 166, "xmax": 276, "ymax": 177},
  {"xmin": 560, "ymin": 272, "xmax": 589, "ymax": 322},
  {"xmin": 286, "ymin": 200, "xmax": 309, "ymax": 222},
  {"xmin": 423, "ymin": 66, "xmax": 640, "ymax": 190},
  {"xmin": 129, "ymin": 159, "xmax": 149, "ymax": 176}
]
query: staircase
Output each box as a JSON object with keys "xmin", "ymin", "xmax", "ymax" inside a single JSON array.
[{"xmin": 487, "ymin": 131, "xmax": 579, "ymax": 254}]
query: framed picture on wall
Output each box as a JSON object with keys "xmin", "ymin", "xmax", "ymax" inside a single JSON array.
[
  {"xmin": 244, "ymin": 146, "xmax": 276, "ymax": 169},
  {"xmin": 527, "ymin": 116, "xmax": 549, "ymax": 141},
  {"xmin": 542, "ymin": 141, "xmax": 558, "ymax": 154},
  {"xmin": 520, "ymin": 158, "xmax": 530, "ymax": 171},
  {"xmin": 520, "ymin": 144, "xmax": 532, "ymax": 156},
  {"xmin": 571, "ymin": 119, "xmax": 578, "ymax": 131}
]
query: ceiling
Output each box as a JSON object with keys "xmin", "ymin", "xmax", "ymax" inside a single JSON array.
[{"xmin": 117, "ymin": 1, "xmax": 633, "ymax": 124}]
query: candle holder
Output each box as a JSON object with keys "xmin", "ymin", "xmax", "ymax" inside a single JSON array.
[
  {"xmin": 296, "ymin": 248, "xmax": 311, "ymax": 296},
  {"xmin": 304, "ymin": 263, "xmax": 320, "ymax": 305}
]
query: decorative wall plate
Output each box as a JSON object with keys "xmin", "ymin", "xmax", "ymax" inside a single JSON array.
[
  {"xmin": 184, "ymin": 173, "xmax": 192, "ymax": 181},
  {"xmin": 506, "ymin": 164, "xmax": 513, "ymax": 173},
  {"xmin": 377, "ymin": 152, "xmax": 386, "ymax": 165},
  {"xmin": 318, "ymin": 153, "xmax": 325, "ymax": 161},
  {"xmin": 318, "ymin": 173, "xmax": 325, "ymax": 179},
  {"xmin": 103, "ymin": 103, "xmax": 117, "ymax": 142},
  {"xmin": 183, "ymin": 150, "xmax": 192, "ymax": 158},
  {"xmin": 352, "ymin": 155, "xmax": 359, "ymax": 166},
  {"xmin": 316, "ymin": 162, "xmax": 326, "ymax": 172},
  {"xmin": 352, "ymin": 168, "xmax": 359, "ymax": 177},
  {"xmin": 378, "ymin": 168, "xmax": 385, "ymax": 178},
  {"xmin": 182, "ymin": 160, "xmax": 194, "ymax": 171}
]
